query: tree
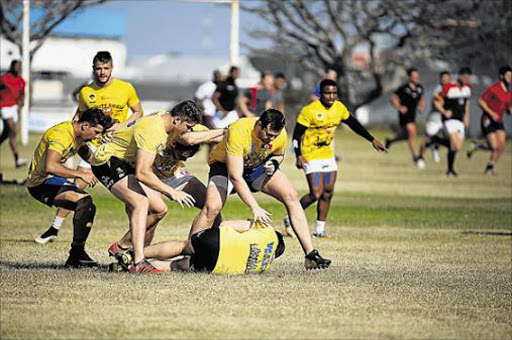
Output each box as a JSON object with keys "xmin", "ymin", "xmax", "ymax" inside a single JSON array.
[{"xmin": 0, "ymin": 0, "xmax": 107, "ymax": 61}]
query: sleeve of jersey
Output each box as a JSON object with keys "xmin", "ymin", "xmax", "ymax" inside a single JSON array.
[
  {"xmin": 127, "ymin": 83, "xmax": 140, "ymax": 107},
  {"xmin": 225, "ymin": 124, "xmax": 245, "ymax": 157},
  {"xmin": 338, "ymin": 102, "xmax": 351, "ymax": 121},
  {"xmin": 134, "ymin": 123, "xmax": 157, "ymax": 154},
  {"xmin": 296, "ymin": 106, "xmax": 311, "ymax": 127},
  {"xmin": 47, "ymin": 130, "xmax": 68, "ymax": 155},
  {"xmin": 480, "ymin": 86, "xmax": 492, "ymax": 102}
]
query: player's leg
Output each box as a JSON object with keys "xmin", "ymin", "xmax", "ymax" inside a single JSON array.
[
  {"xmin": 314, "ymin": 171, "xmax": 337, "ymax": 237},
  {"xmin": 447, "ymin": 132, "xmax": 463, "ymax": 176},
  {"xmin": 299, "ymin": 172, "xmax": 324, "ymax": 211},
  {"xmin": 405, "ymin": 122, "xmax": 421, "ymax": 166},
  {"xmin": 188, "ymin": 181, "xmax": 227, "ymax": 241},
  {"xmin": 4, "ymin": 116, "xmax": 25, "ymax": 168}
]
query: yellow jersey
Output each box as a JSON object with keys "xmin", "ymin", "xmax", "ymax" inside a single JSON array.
[
  {"xmin": 92, "ymin": 112, "xmax": 171, "ymax": 167},
  {"xmin": 80, "ymin": 78, "xmax": 140, "ymax": 123},
  {"xmin": 213, "ymin": 223, "xmax": 279, "ymax": 275},
  {"xmin": 27, "ymin": 122, "xmax": 81, "ymax": 188},
  {"xmin": 296, "ymin": 100, "xmax": 350, "ymax": 161},
  {"xmin": 208, "ymin": 117, "xmax": 287, "ymax": 169},
  {"xmin": 153, "ymin": 124, "xmax": 209, "ymax": 179}
]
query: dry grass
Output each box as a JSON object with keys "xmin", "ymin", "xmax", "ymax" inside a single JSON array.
[{"xmin": 1, "ymin": 129, "xmax": 511, "ymax": 339}]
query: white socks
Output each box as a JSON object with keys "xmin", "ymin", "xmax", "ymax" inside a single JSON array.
[
  {"xmin": 315, "ymin": 220, "xmax": 326, "ymax": 234},
  {"xmin": 51, "ymin": 216, "xmax": 66, "ymax": 230}
]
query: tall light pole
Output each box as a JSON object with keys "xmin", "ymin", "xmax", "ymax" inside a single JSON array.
[
  {"xmin": 229, "ymin": 0, "xmax": 239, "ymax": 66},
  {"xmin": 21, "ymin": 0, "xmax": 30, "ymax": 145}
]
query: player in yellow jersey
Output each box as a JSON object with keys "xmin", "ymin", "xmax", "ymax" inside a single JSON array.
[
  {"xmin": 36, "ymin": 51, "xmax": 143, "ymax": 244},
  {"xmin": 288, "ymin": 79, "xmax": 386, "ymax": 238},
  {"xmin": 163, "ymin": 109, "xmax": 331, "ymax": 269},
  {"xmin": 26, "ymin": 108, "xmax": 114, "ymax": 267},
  {"xmin": 138, "ymin": 220, "xmax": 285, "ymax": 275}
]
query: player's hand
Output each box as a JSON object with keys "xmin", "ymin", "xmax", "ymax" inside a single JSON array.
[
  {"xmin": 263, "ymin": 160, "xmax": 278, "ymax": 175},
  {"xmin": 77, "ymin": 169, "xmax": 97, "ymax": 187},
  {"xmin": 444, "ymin": 110, "xmax": 453, "ymax": 119},
  {"xmin": 399, "ymin": 106, "xmax": 408, "ymax": 114},
  {"xmin": 295, "ymin": 155, "xmax": 308, "ymax": 169},
  {"xmin": 252, "ymin": 206, "xmax": 272, "ymax": 225},
  {"xmin": 101, "ymin": 130, "xmax": 114, "ymax": 143},
  {"xmin": 168, "ymin": 189, "xmax": 196, "ymax": 208},
  {"xmin": 372, "ymin": 139, "xmax": 387, "ymax": 152}
]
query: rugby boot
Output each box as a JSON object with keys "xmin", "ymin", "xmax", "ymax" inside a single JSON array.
[
  {"xmin": 65, "ymin": 246, "xmax": 98, "ymax": 268},
  {"xmin": 129, "ymin": 259, "xmax": 163, "ymax": 274},
  {"xmin": 108, "ymin": 242, "xmax": 133, "ymax": 270},
  {"xmin": 312, "ymin": 230, "xmax": 331, "ymax": 239},
  {"xmin": 304, "ymin": 249, "xmax": 331, "ymax": 269},
  {"xmin": 34, "ymin": 227, "xmax": 59, "ymax": 244}
]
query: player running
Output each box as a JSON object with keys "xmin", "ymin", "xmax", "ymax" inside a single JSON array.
[
  {"xmin": 26, "ymin": 108, "xmax": 114, "ymax": 267},
  {"xmin": 385, "ymin": 68, "xmax": 426, "ymax": 167},
  {"xmin": 35, "ymin": 51, "xmax": 143, "ymax": 244},
  {"xmin": 466, "ymin": 65, "xmax": 511, "ymax": 174},
  {"xmin": 284, "ymin": 79, "xmax": 386, "ymax": 238}
]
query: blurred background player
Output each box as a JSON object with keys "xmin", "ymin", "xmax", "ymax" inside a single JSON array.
[
  {"xmin": 26, "ymin": 108, "xmax": 113, "ymax": 267},
  {"xmin": 285, "ymin": 79, "xmax": 386, "ymax": 238},
  {"xmin": 35, "ymin": 51, "xmax": 143, "ymax": 244},
  {"xmin": 238, "ymin": 70, "xmax": 274, "ymax": 118},
  {"xmin": 212, "ymin": 66, "xmax": 240, "ymax": 129},
  {"xmin": 467, "ymin": 65, "xmax": 511, "ymax": 174},
  {"xmin": 310, "ymin": 69, "xmax": 339, "ymax": 101},
  {"xmin": 0, "ymin": 59, "xmax": 27, "ymax": 168},
  {"xmin": 272, "ymin": 72, "xmax": 287, "ymax": 114},
  {"xmin": 418, "ymin": 71, "xmax": 452, "ymax": 164},
  {"xmin": 438, "ymin": 67, "xmax": 472, "ymax": 177},
  {"xmin": 385, "ymin": 67, "xmax": 426, "ymax": 167},
  {"xmin": 142, "ymin": 220, "xmax": 285, "ymax": 275},
  {"xmin": 194, "ymin": 69, "xmax": 223, "ymax": 130}
]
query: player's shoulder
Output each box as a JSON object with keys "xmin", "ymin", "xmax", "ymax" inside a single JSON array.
[
  {"xmin": 112, "ymin": 78, "xmax": 135, "ymax": 89},
  {"xmin": 46, "ymin": 121, "xmax": 73, "ymax": 138}
]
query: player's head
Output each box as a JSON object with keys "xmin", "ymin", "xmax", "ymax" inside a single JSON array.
[
  {"xmin": 77, "ymin": 107, "xmax": 114, "ymax": 141},
  {"xmin": 212, "ymin": 69, "xmax": 223, "ymax": 83},
  {"xmin": 325, "ymin": 68, "xmax": 338, "ymax": 81},
  {"xmin": 499, "ymin": 65, "xmax": 512, "ymax": 88},
  {"xmin": 229, "ymin": 66, "xmax": 240, "ymax": 79},
  {"xmin": 173, "ymin": 142, "xmax": 200, "ymax": 161},
  {"xmin": 256, "ymin": 109, "xmax": 285, "ymax": 144},
  {"xmin": 457, "ymin": 66, "xmax": 472, "ymax": 84},
  {"xmin": 92, "ymin": 51, "xmax": 113, "ymax": 85},
  {"xmin": 261, "ymin": 71, "xmax": 274, "ymax": 89},
  {"xmin": 9, "ymin": 60, "xmax": 21, "ymax": 75},
  {"xmin": 439, "ymin": 70, "xmax": 451, "ymax": 85},
  {"xmin": 170, "ymin": 100, "xmax": 202, "ymax": 134},
  {"xmin": 274, "ymin": 72, "xmax": 287, "ymax": 89},
  {"xmin": 319, "ymin": 79, "xmax": 339, "ymax": 108},
  {"xmin": 274, "ymin": 231, "xmax": 286, "ymax": 259},
  {"xmin": 407, "ymin": 67, "xmax": 419, "ymax": 84}
]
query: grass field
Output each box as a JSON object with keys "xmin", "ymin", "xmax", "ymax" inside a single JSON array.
[{"xmin": 1, "ymin": 128, "xmax": 511, "ymax": 339}]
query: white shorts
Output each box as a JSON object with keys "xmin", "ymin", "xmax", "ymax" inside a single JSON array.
[
  {"xmin": 443, "ymin": 120, "xmax": 465, "ymax": 138},
  {"xmin": 303, "ymin": 157, "xmax": 338, "ymax": 175},
  {"xmin": 0, "ymin": 105, "xmax": 18, "ymax": 123},
  {"xmin": 425, "ymin": 121, "xmax": 443, "ymax": 136},
  {"xmin": 212, "ymin": 110, "xmax": 239, "ymax": 129}
]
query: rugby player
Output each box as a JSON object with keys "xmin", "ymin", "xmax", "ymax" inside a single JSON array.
[
  {"xmin": 143, "ymin": 220, "xmax": 285, "ymax": 275},
  {"xmin": 35, "ymin": 51, "xmax": 143, "ymax": 244},
  {"xmin": 238, "ymin": 71, "xmax": 274, "ymax": 118},
  {"xmin": 385, "ymin": 68, "xmax": 426, "ymax": 167},
  {"xmin": 86, "ymin": 100, "xmax": 201, "ymax": 274},
  {"xmin": 285, "ymin": 79, "xmax": 386, "ymax": 238},
  {"xmin": 26, "ymin": 108, "xmax": 114, "ymax": 267},
  {"xmin": 183, "ymin": 109, "xmax": 332, "ymax": 269},
  {"xmin": 437, "ymin": 67, "xmax": 472, "ymax": 177},
  {"xmin": 467, "ymin": 65, "xmax": 511, "ymax": 174},
  {"xmin": 211, "ymin": 66, "xmax": 240, "ymax": 129}
]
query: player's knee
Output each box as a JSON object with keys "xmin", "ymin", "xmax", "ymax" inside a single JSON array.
[
  {"xmin": 309, "ymin": 190, "xmax": 322, "ymax": 202},
  {"xmin": 154, "ymin": 204, "xmax": 168, "ymax": 220},
  {"xmin": 203, "ymin": 203, "xmax": 222, "ymax": 221},
  {"xmin": 321, "ymin": 189, "xmax": 334, "ymax": 201},
  {"xmin": 73, "ymin": 195, "xmax": 96, "ymax": 227},
  {"xmin": 281, "ymin": 189, "xmax": 299, "ymax": 203}
]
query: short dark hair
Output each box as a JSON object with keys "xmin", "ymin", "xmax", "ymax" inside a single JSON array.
[
  {"xmin": 170, "ymin": 100, "xmax": 201, "ymax": 123},
  {"xmin": 93, "ymin": 51, "xmax": 112, "ymax": 66},
  {"xmin": 229, "ymin": 66, "xmax": 239, "ymax": 74},
  {"xmin": 9, "ymin": 60, "xmax": 20, "ymax": 72},
  {"xmin": 407, "ymin": 67, "xmax": 418, "ymax": 76},
  {"xmin": 260, "ymin": 70, "xmax": 272, "ymax": 80},
  {"xmin": 320, "ymin": 79, "xmax": 338, "ymax": 94},
  {"xmin": 458, "ymin": 66, "xmax": 472, "ymax": 75},
  {"xmin": 78, "ymin": 107, "xmax": 114, "ymax": 129},
  {"xmin": 439, "ymin": 70, "xmax": 450, "ymax": 78},
  {"xmin": 174, "ymin": 142, "xmax": 200, "ymax": 160},
  {"xmin": 274, "ymin": 72, "xmax": 286, "ymax": 80},
  {"xmin": 499, "ymin": 65, "xmax": 512, "ymax": 76},
  {"xmin": 275, "ymin": 231, "xmax": 285, "ymax": 259},
  {"xmin": 258, "ymin": 109, "xmax": 285, "ymax": 131}
]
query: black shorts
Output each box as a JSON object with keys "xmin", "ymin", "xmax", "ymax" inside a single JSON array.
[
  {"xmin": 209, "ymin": 162, "xmax": 270, "ymax": 194},
  {"xmin": 399, "ymin": 112, "xmax": 416, "ymax": 127},
  {"xmin": 27, "ymin": 177, "xmax": 84, "ymax": 207},
  {"xmin": 92, "ymin": 157, "xmax": 135, "ymax": 190},
  {"xmin": 189, "ymin": 228, "xmax": 220, "ymax": 272},
  {"xmin": 481, "ymin": 115, "xmax": 505, "ymax": 136}
]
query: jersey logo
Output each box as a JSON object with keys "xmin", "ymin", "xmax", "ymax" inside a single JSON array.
[
  {"xmin": 262, "ymin": 144, "xmax": 272, "ymax": 151},
  {"xmin": 126, "ymin": 120, "xmax": 137, "ymax": 128},
  {"xmin": 88, "ymin": 93, "xmax": 96, "ymax": 102},
  {"xmin": 316, "ymin": 112, "xmax": 324, "ymax": 120}
]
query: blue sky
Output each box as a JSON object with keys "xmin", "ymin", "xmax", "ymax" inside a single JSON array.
[{"xmin": 99, "ymin": 0, "xmax": 265, "ymax": 57}]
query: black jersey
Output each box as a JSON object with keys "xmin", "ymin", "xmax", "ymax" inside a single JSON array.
[
  {"xmin": 215, "ymin": 77, "xmax": 238, "ymax": 112},
  {"xmin": 442, "ymin": 82, "xmax": 471, "ymax": 121},
  {"xmin": 394, "ymin": 83, "xmax": 424, "ymax": 115}
]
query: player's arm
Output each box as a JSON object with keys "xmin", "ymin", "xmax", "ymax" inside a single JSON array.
[
  {"xmin": 292, "ymin": 122, "xmax": 308, "ymax": 169},
  {"xmin": 343, "ymin": 115, "xmax": 386, "ymax": 152},
  {"xmin": 212, "ymin": 90, "xmax": 227, "ymax": 115},
  {"xmin": 238, "ymin": 96, "xmax": 254, "ymax": 118},
  {"xmin": 418, "ymin": 94, "xmax": 426, "ymax": 113},
  {"xmin": 226, "ymin": 153, "xmax": 271, "ymax": 224},
  {"xmin": 391, "ymin": 93, "xmax": 407, "ymax": 113},
  {"xmin": 464, "ymin": 100, "xmax": 470, "ymax": 129},
  {"xmin": 135, "ymin": 150, "xmax": 195, "ymax": 208},
  {"xmin": 177, "ymin": 129, "xmax": 225, "ymax": 145},
  {"xmin": 478, "ymin": 92, "xmax": 499, "ymax": 121},
  {"xmin": 45, "ymin": 150, "xmax": 96, "ymax": 185}
]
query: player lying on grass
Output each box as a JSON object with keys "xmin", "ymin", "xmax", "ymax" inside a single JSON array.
[
  {"xmin": 26, "ymin": 108, "xmax": 114, "ymax": 268},
  {"xmin": 112, "ymin": 220, "xmax": 285, "ymax": 275}
]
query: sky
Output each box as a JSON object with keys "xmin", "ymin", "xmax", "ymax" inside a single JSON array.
[{"xmin": 99, "ymin": 0, "xmax": 266, "ymax": 57}]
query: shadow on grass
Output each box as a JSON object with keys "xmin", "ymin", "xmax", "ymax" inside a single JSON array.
[
  {"xmin": 462, "ymin": 230, "xmax": 512, "ymax": 236},
  {"xmin": 0, "ymin": 260, "xmax": 109, "ymax": 271}
]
